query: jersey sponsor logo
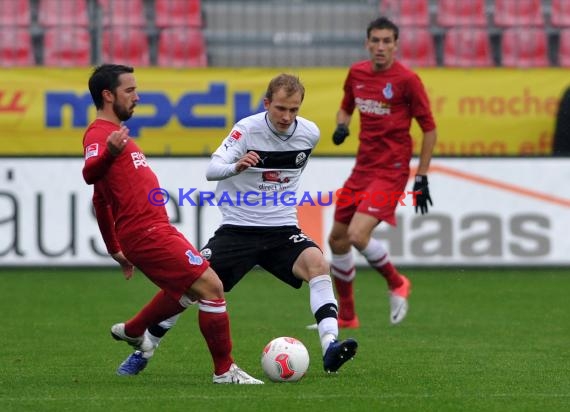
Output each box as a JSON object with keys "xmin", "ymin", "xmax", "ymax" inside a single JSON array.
[
  {"xmin": 355, "ymin": 97, "xmax": 391, "ymax": 115},
  {"xmin": 85, "ymin": 143, "xmax": 98, "ymax": 159},
  {"xmin": 262, "ymin": 170, "xmax": 290, "ymax": 184},
  {"xmin": 382, "ymin": 82, "xmax": 394, "ymax": 99},
  {"xmin": 131, "ymin": 152, "xmax": 148, "ymax": 169}
]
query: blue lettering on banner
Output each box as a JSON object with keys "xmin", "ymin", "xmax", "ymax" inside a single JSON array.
[{"xmin": 45, "ymin": 83, "xmax": 265, "ymax": 137}]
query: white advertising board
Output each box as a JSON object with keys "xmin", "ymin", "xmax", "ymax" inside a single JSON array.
[{"xmin": 1, "ymin": 157, "xmax": 569, "ymax": 266}]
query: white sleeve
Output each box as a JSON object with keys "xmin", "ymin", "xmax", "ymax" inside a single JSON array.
[
  {"xmin": 205, "ymin": 154, "xmax": 238, "ymax": 181},
  {"xmin": 205, "ymin": 126, "xmax": 247, "ymax": 181}
]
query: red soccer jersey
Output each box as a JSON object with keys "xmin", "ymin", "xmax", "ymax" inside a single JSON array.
[
  {"xmin": 82, "ymin": 119, "xmax": 170, "ymax": 249},
  {"xmin": 340, "ymin": 60, "xmax": 436, "ymax": 173}
]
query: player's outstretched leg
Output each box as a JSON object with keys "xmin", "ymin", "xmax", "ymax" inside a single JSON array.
[{"xmin": 323, "ymin": 338, "xmax": 358, "ymax": 373}]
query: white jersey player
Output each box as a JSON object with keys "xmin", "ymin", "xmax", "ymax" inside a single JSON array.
[{"xmin": 115, "ymin": 74, "xmax": 358, "ymax": 377}]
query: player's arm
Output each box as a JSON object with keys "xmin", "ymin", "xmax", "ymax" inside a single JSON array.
[
  {"xmin": 332, "ymin": 78, "xmax": 355, "ymax": 145},
  {"xmin": 206, "ymin": 126, "xmax": 259, "ymax": 180},
  {"xmin": 82, "ymin": 126, "xmax": 129, "ymax": 184},
  {"xmin": 92, "ymin": 184, "xmax": 134, "ymax": 279},
  {"xmin": 409, "ymin": 73, "xmax": 437, "ymax": 214},
  {"xmin": 92, "ymin": 183, "xmax": 121, "ymax": 255}
]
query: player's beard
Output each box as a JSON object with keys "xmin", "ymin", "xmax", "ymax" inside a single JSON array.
[{"xmin": 113, "ymin": 101, "xmax": 134, "ymax": 122}]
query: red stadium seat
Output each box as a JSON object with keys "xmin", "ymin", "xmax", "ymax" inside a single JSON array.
[
  {"xmin": 551, "ymin": 0, "xmax": 570, "ymax": 28},
  {"xmin": 437, "ymin": 0, "xmax": 487, "ymax": 27},
  {"xmin": 98, "ymin": 0, "xmax": 146, "ymax": 27},
  {"xmin": 38, "ymin": 0, "xmax": 89, "ymax": 27},
  {"xmin": 0, "ymin": 0, "xmax": 31, "ymax": 26},
  {"xmin": 443, "ymin": 28, "xmax": 493, "ymax": 67},
  {"xmin": 155, "ymin": 0, "xmax": 202, "ymax": 28},
  {"xmin": 157, "ymin": 28, "xmax": 207, "ymax": 67},
  {"xmin": 501, "ymin": 28, "xmax": 549, "ymax": 67},
  {"xmin": 379, "ymin": 0, "xmax": 430, "ymax": 27},
  {"xmin": 398, "ymin": 28, "xmax": 436, "ymax": 67},
  {"xmin": 493, "ymin": 0, "xmax": 544, "ymax": 27},
  {"xmin": 559, "ymin": 29, "xmax": 570, "ymax": 67},
  {"xmin": 43, "ymin": 27, "xmax": 90, "ymax": 67},
  {"xmin": 0, "ymin": 28, "xmax": 34, "ymax": 66},
  {"xmin": 102, "ymin": 28, "xmax": 150, "ymax": 66}
]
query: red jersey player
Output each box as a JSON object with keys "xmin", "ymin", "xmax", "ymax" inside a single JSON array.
[
  {"xmin": 327, "ymin": 17, "xmax": 437, "ymax": 328},
  {"xmin": 82, "ymin": 64, "xmax": 262, "ymax": 383}
]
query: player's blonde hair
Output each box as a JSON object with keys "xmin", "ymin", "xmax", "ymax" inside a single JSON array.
[{"xmin": 265, "ymin": 74, "xmax": 305, "ymax": 102}]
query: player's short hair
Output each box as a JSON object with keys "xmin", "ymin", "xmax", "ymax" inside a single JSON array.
[
  {"xmin": 88, "ymin": 64, "xmax": 134, "ymax": 109},
  {"xmin": 367, "ymin": 16, "xmax": 399, "ymax": 41},
  {"xmin": 265, "ymin": 73, "xmax": 305, "ymax": 102}
]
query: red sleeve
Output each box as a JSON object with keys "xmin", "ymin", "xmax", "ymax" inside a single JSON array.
[
  {"xmin": 92, "ymin": 183, "xmax": 121, "ymax": 254},
  {"xmin": 407, "ymin": 73, "xmax": 436, "ymax": 132},
  {"xmin": 82, "ymin": 129, "xmax": 116, "ymax": 185},
  {"xmin": 339, "ymin": 69, "xmax": 356, "ymax": 115}
]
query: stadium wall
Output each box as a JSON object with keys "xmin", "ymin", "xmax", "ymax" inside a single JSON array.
[
  {"xmin": 0, "ymin": 67, "xmax": 567, "ymax": 156},
  {"xmin": 1, "ymin": 157, "xmax": 568, "ymax": 267}
]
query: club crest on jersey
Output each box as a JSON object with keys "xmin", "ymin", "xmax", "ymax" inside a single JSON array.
[
  {"xmin": 186, "ymin": 250, "xmax": 203, "ymax": 265},
  {"xmin": 85, "ymin": 143, "xmax": 98, "ymax": 159},
  {"xmin": 295, "ymin": 152, "xmax": 307, "ymax": 167},
  {"xmin": 200, "ymin": 248, "xmax": 212, "ymax": 260},
  {"xmin": 382, "ymin": 83, "xmax": 393, "ymax": 99}
]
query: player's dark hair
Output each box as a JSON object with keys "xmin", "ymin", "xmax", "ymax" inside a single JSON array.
[
  {"xmin": 88, "ymin": 64, "xmax": 134, "ymax": 109},
  {"xmin": 265, "ymin": 73, "xmax": 305, "ymax": 102},
  {"xmin": 367, "ymin": 16, "xmax": 399, "ymax": 41}
]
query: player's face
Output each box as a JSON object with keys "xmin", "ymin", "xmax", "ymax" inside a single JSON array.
[
  {"xmin": 112, "ymin": 73, "xmax": 139, "ymax": 121},
  {"xmin": 264, "ymin": 88, "xmax": 302, "ymax": 133},
  {"xmin": 366, "ymin": 28, "xmax": 398, "ymax": 71}
]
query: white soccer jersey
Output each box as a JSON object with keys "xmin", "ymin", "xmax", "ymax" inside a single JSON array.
[{"xmin": 207, "ymin": 111, "xmax": 320, "ymax": 226}]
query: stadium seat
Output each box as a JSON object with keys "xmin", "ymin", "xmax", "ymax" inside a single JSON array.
[
  {"xmin": 157, "ymin": 28, "xmax": 207, "ymax": 67},
  {"xmin": 501, "ymin": 28, "xmax": 549, "ymax": 67},
  {"xmin": 379, "ymin": 0, "xmax": 430, "ymax": 27},
  {"xmin": 155, "ymin": 0, "xmax": 203, "ymax": 28},
  {"xmin": 102, "ymin": 28, "xmax": 150, "ymax": 66},
  {"xmin": 493, "ymin": 0, "xmax": 544, "ymax": 27},
  {"xmin": 0, "ymin": 0, "xmax": 31, "ymax": 26},
  {"xmin": 43, "ymin": 27, "xmax": 90, "ymax": 67},
  {"xmin": 437, "ymin": 0, "xmax": 487, "ymax": 27},
  {"xmin": 551, "ymin": 0, "xmax": 570, "ymax": 27},
  {"xmin": 38, "ymin": 0, "xmax": 89, "ymax": 27},
  {"xmin": 98, "ymin": 0, "xmax": 146, "ymax": 27},
  {"xmin": 443, "ymin": 28, "xmax": 493, "ymax": 67},
  {"xmin": 0, "ymin": 27, "xmax": 34, "ymax": 66},
  {"xmin": 398, "ymin": 28, "xmax": 436, "ymax": 67},
  {"xmin": 559, "ymin": 29, "xmax": 570, "ymax": 67}
]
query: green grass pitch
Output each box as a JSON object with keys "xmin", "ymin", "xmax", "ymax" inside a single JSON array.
[{"xmin": 1, "ymin": 267, "xmax": 569, "ymax": 411}]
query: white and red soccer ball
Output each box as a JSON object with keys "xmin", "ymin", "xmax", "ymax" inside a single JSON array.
[{"xmin": 261, "ymin": 337, "xmax": 310, "ymax": 382}]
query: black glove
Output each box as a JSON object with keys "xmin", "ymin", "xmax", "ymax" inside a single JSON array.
[
  {"xmin": 412, "ymin": 175, "xmax": 432, "ymax": 215},
  {"xmin": 332, "ymin": 124, "xmax": 350, "ymax": 145}
]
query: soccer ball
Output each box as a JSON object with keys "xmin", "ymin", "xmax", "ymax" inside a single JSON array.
[{"xmin": 261, "ymin": 337, "xmax": 310, "ymax": 382}]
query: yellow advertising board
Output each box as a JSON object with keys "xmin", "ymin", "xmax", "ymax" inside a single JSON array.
[{"xmin": 0, "ymin": 67, "xmax": 566, "ymax": 155}]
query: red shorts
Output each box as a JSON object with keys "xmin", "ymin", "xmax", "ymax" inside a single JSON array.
[
  {"xmin": 121, "ymin": 225, "xmax": 210, "ymax": 301},
  {"xmin": 334, "ymin": 170, "xmax": 410, "ymax": 226}
]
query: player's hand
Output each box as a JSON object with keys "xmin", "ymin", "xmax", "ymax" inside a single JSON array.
[
  {"xmin": 412, "ymin": 175, "xmax": 432, "ymax": 215},
  {"xmin": 111, "ymin": 251, "xmax": 135, "ymax": 280},
  {"xmin": 107, "ymin": 126, "xmax": 130, "ymax": 156},
  {"xmin": 235, "ymin": 151, "xmax": 261, "ymax": 173},
  {"xmin": 332, "ymin": 124, "xmax": 350, "ymax": 145}
]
